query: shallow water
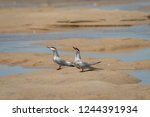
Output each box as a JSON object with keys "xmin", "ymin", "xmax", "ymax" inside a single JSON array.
[
  {"xmin": 60, "ymin": 48, "xmax": 150, "ymax": 62},
  {"xmin": 1, "ymin": 25, "xmax": 150, "ymax": 42},
  {"xmin": 62, "ymin": 0, "xmax": 150, "ymax": 12},
  {"xmin": 0, "ymin": 25, "xmax": 150, "ymax": 83},
  {"xmin": 129, "ymin": 70, "xmax": 150, "ymax": 84},
  {"xmin": 0, "ymin": 25, "xmax": 150, "ymax": 53},
  {"xmin": 0, "ymin": 65, "xmax": 38, "ymax": 76},
  {"xmin": 97, "ymin": 1, "xmax": 150, "ymax": 12},
  {"xmin": 0, "ymin": 25, "xmax": 149, "ymax": 61}
]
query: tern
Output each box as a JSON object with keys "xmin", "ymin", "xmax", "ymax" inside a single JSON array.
[
  {"xmin": 47, "ymin": 46, "xmax": 74, "ymax": 70},
  {"xmin": 73, "ymin": 47, "xmax": 101, "ymax": 72}
]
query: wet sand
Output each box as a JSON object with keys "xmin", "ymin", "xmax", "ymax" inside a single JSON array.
[{"xmin": 0, "ymin": 7, "xmax": 149, "ymax": 33}]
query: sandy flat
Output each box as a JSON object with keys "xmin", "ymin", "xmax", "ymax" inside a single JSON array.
[
  {"xmin": 42, "ymin": 38, "xmax": 150, "ymax": 52},
  {"xmin": 0, "ymin": 66, "xmax": 150, "ymax": 100},
  {"xmin": 0, "ymin": 51, "xmax": 150, "ymax": 99},
  {"xmin": 0, "ymin": 52, "xmax": 150, "ymax": 70},
  {"xmin": 0, "ymin": 7, "xmax": 149, "ymax": 33},
  {"xmin": 0, "ymin": 37, "xmax": 150, "ymax": 99}
]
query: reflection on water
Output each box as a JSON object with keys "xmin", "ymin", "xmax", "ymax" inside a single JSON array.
[
  {"xmin": 129, "ymin": 70, "xmax": 150, "ymax": 84},
  {"xmin": 0, "ymin": 65, "xmax": 37, "ymax": 76}
]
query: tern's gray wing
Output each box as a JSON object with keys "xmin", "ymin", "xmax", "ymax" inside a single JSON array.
[
  {"xmin": 82, "ymin": 62, "xmax": 91, "ymax": 67},
  {"xmin": 55, "ymin": 58, "xmax": 74, "ymax": 67},
  {"xmin": 76, "ymin": 61, "xmax": 91, "ymax": 68}
]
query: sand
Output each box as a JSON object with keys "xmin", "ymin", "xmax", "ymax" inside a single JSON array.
[
  {"xmin": 0, "ymin": 64, "xmax": 150, "ymax": 100},
  {"xmin": 0, "ymin": 51, "xmax": 150, "ymax": 70},
  {"xmin": 42, "ymin": 38, "xmax": 150, "ymax": 52},
  {"xmin": 0, "ymin": 38, "xmax": 150, "ymax": 99},
  {"xmin": 0, "ymin": 50, "xmax": 150, "ymax": 99},
  {"xmin": 0, "ymin": 6, "xmax": 149, "ymax": 33},
  {"xmin": 0, "ymin": 1, "xmax": 150, "ymax": 99}
]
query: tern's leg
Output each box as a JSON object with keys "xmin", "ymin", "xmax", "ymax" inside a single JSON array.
[
  {"xmin": 81, "ymin": 68, "xmax": 84, "ymax": 72},
  {"xmin": 57, "ymin": 66, "xmax": 61, "ymax": 70}
]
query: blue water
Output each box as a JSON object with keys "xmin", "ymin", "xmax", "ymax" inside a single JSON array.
[
  {"xmin": 0, "ymin": 25, "xmax": 150, "ymax": 53},
  {"xmin": 0, "ymin": 24, "xmax": 150, "ymax": 83},
  {"xmin": 63, "ymin": 1, "xmax": 150, "ymax": 12},
  {"xmin": 0, "ymin": 25, "xmax": 150, "ymax": 62},
  {"xmin": 99, "ymin": 1, "xmax": 150, "ymax": 12},
  {"xmin": 0, "ymin": 39, "xmax": 47, "ymax": 52},
  {"xmin": 0, "ymin": 25, "xmax": 150, "ymax": 42},
  {"xmin": 0, "ymin": 65, "xmax": 38, "ymax": 76},
  {"xmin": 60, "ymin": 48, "xmax": 150, "ymax": 62},
  {"xmin": 129, "ymin": 70, "xmax": 150, "ymax": 84},
  {"xmin": 0, "ymin": 25, "xmax": 149, "ymax": 61}
]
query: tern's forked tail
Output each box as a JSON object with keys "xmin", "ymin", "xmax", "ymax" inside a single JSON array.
[{"xmin": 89, "ymin": 61, "xmax": 101, "ymax": 66}]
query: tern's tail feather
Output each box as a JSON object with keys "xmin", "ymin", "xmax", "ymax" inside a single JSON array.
[{"xmin": 89, "ymin": 61, "xmax": 101, "ymax": 66}]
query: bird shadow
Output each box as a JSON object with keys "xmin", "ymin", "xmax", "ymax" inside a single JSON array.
[{"xmin": 80, "ymin": 67, "xmax": 104, "ymax": 72}]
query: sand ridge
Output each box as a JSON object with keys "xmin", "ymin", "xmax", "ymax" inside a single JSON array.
[{"xmin": 0, "ymin": 7, "xmax": 149, "ymax": 33}]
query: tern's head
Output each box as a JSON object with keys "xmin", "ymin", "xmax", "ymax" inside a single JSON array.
[
  {"xmin": 73, "ymin": 47, "xmax": 80, "ymax": 52},
  {"xmin": 47, "ymin": 46, "xmax": 57, "ymax": 51}
]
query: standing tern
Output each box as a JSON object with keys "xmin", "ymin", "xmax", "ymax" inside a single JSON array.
[
  {"xmin": 47, "ymin": 46, "xmax": 74, "ymax": 70},
  {"xmin": 73, "ymin": 47, "xmax": 101, "ymax": 72}
]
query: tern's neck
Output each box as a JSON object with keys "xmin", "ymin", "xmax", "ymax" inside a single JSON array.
[
  {"xmin": 75, "ymin": 51, "xmax": 81, "ymax": 61},
  {"xmin": 52, "ymin": 50, "xmax": 60, "ymax": 58}
]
